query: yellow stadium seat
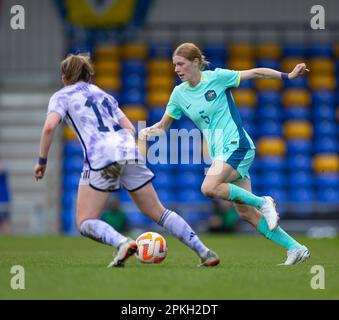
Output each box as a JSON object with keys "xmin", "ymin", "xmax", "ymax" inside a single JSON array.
[
  {"xmin": 229, "ymin": 44, "xmax": 254, "ymax": 58},
  {"xmin": 257, "ymin": 137, "xmax": 286, "ymax": 156},
  {"xmin": 282, "ymin": 89, "xmax": 310, "ymax": 106},
  {"xmin": 284, "ymin": 120, "xmax": 313, "ymax": 139},
  {"xmin": 308, "ymin": 58, "xmax": 335, "ymax": 75},
  {"xmin": 63, "ymin": 126, "xmax": 77, "ymax": 140},
  {"xmin": 94, "ymin": 60, "xmax": 120, "ymax": 76},
  {"xmin": 257, "ymin": 43, "xmax": 281, "ymax": 59},
  {"xmin": 123, "ymin": 43, "xmax": 148, "ymax": 60},
  {"xmin": 148, "ymin": 75, "xmax": 174, "ymax": 91},
  {"xmin": 95, "ymin": 76, "xmax": 121, "ymax": 91},
  {"xmin": 148, "ymin": 59, "xmax": 173, "ymax": 75},
  {"xmin": 309, "ymin": 75, "xmax": 336, "ymax": 90},
  {"xmin": 148, "ymin": 90, "xmax": 171, "ymax": 106},
  {"xmin": 228, "ymin": 58, "xmax": 255, "ymax": 70},
  {"xmin": 281, "ymin": 58, "xmax": 305, "ymax": 73},
  {"xmin": 335, "ymin": 44, "xmax": 339, "ymax": 58},
  {"xmin": 255, "ymin": 78, "xmax": 282, "ymax": 91},
  {"xmin": 121, "ymin": 105, "xmax": 147, "ymax": 121},
  {"xmin": 313, "ymin": 154, "xmax": 339, "ymax": 173},
  {"xmin": 95, "ymin": 45, "xmax": 121, "ymax": 60},
  {"xmin": 232, "ymin": 89, "xmax": 257, "ymax": 106}
]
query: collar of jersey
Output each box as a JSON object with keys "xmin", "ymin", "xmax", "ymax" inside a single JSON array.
[{"xmin": 183, "ymin": 76, "xmax": 207, "ymax": 90}]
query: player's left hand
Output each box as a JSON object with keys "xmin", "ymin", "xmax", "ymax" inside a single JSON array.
[
  {"xmin": 289, "ymin": 63, "xmax": 309, "ymax": 79},
  {"xmin": 33, "ymin": 164, "xmax": 46, "ymax": 181}
]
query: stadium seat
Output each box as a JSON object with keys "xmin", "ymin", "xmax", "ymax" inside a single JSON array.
[
  {"xmin": 257, "ymin": 91, "xmax": 281, "ymax": 105},
  {"xmin": 63, "ymin": 156, "xmax": 83, "ymax": 173},
  {"xmin": 228, "ymin": 58, "xmax": 255, "ymax": 70},
  {"xmin": 284, "ymin": 106, "xmax": 311, "ymax": 120},
  {"xmin": 308, "ymin": 44, "xmax": 333, "ymax": 58},
  {"xmin": 64, "ymin": 141, "xmax": 83, "ymax": 157},
  {"xmin": 238, "ymin": 79, "xmax": 254, "ymax": 89},
  {"xmin": 257, "ymin": 105, "xmax": 283, "ymax": 120},
  {"xmin": 282, "ymin": 89, "xmax": 311, "ymax": 106},
  {"xmin": 156, "ymin": 189, "xmax": 175, "ymax": 203},
  {"xmin": 284, "ymin": 120, "xmax": 313, "ymax": 139},
  {"xmin": 287, "ymin": 154, "xmax": 312, "ymax": 171},
  {"xmin": 121, "ymin": 105, "xmax": 147, "ymax": 121},
  {"xmin": 312, "ymin": 90, "xmax": 336, "ymax": 105},
  {"xmin": 308, "ymin": 58, "xmax": 335, "ymax": 74},
  {"xmin": 148, "ymin": 107, "xmax": 166, "ymax": 123},
  {"xmin": 256, "ymin": 59, "xmax": 280, "ymax": 70},
  {"xmin": 313, "ymin": 137, "xmax": 338, "ymax": 154},
  {"xmin": 313, "ymin": 154, "xmax": 339, "ymax": 173},
  {"xmin": 178, "ymin": 189, "xmax": 207, "ymax": 202},
  {"xmin": 95, "ymin": 76, "xmax": 121, "ymax": 91},
  {"xmin": 148, "ymin": 59, "xmax": 173, "ymax": 75},
  {"xmin": 148, "ymin": 90, "xmax": 171, "ymax": 106},
  {"xmin": 123, "ymin": 42, "xmax": 148, "ymax": 60},
  {"xmin": 312, "ymin": 104, "xmax": 336, "ymax": 121},
  {"xmin": 255, "ymin": 78, "xmax": 282, "ymax": 91},
  {"xmin": 283, "ymin": 76, "xmax": 307, "ymax": 89},
  {"xmin": 283, "ymin": 44, "xmax": 306, "ymax": 57},
  {"xmin": 63, "ymin": 126, "xmax": 77, "ymax": 140},
  {"xmin": 259, "ymin": 120, "xmax": 283, "ymax": 136},
  {"xmin": 309, "ymin": 75, "xmax": 336, "ymax": 90},
  {"xmin": 121, "ymin": 89, "xmax": 145, "ymax": 105},
  {"xmin": 122, "ymin": 60, "xmax": 146, "ymax": 76},
  {"xmin": 317, "ymin": 188, "xmax": 339, "ymax": 204},
  {"xmin": 258, "ymin": 156, "xmax": 286, "ymax": 172},
  {"xmin": 177, "ymin": 171, "xmax": 203, "ymax": 189},
  {"xmin": 229, "ymin": 43, "xmax": 254, "ymax": 58},
  {"xmin": 288, "ymin": 188, "xmax": 315, "ymax": 204},
  {"xmin": 257, "ymin": 44, "xmax": 281, "ymax": 59},
  {"xmin": 148, "ymin": 75, "xmax": 174, "ymax": 91},
  {"xmin": 232, "ymin": 89, "xmax": 257, "ymax": 106},
  {"xmin": 94, "ymin": 60, "xmax": 120, "ymax": 76},
  {"xmin": 259, "ymin": 171, "xmax": 286, "ymax": 188},
  {"xmin": 257, "ymin": 137, "xmax": 285, "ymax": 156},
  {"xmin": 95, "ymin": 44, "xmax": 121, "ymax": 60},
  {"xmin": 313, "ymin": 120, "xmax": 337, "ymax": 137},
  {"xmin": 152, "ymin": 171, "xmax": 175, "ymax": 189},
  {"xmin": 289, "ymin": 171, "xmax": 314, "ymax": 188},
  {"xmin": 287, "ymin": 139, "xmax": 312, "ymax": 154},
  {"xmin": 63, "ymin": 173, "xmax": 80, "ymax": 191},
  {"xmin": 281, "ymin": 57, "xmax": 305, "ymax": 72},
  {"xmin": 315, "ymin": 173, "xmax": 339, "ymax": 189},
  {"xmin": 238, "ymin": 106, "xmax": 256, "ymax": 121},
  {"xmin": 122, "ymin": 73, "xmax": 145, "ymax": 89},
  {"xmin": 149, "ymin": 43, "xmax": 173, "ymax": 58},
  {"xmin": 203, "ymin": 43, "xmax": 226, "ymax": 61}
]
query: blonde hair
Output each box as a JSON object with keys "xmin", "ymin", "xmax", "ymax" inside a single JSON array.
[
  {"xmin": 61, "ymin": 54, "xmax": 94, "ymax": 85},
  {"xmin": 173, "ymin": 42, "xmax": 209, "ymax": 70}
]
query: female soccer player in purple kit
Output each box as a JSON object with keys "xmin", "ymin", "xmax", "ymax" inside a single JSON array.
[{"xmin": 33, "ymin": 54, "xmax": 220, "ymax": 267}]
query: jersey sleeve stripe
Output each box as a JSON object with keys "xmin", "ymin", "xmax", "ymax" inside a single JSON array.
[{"xmin": 166, "ymin": 112, "xmax": 179, "ymax": 119}]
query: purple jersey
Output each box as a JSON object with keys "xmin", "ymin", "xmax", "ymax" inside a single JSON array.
[{"xmin": 47, "ymin": 82, "xmax": 139, "ymax": 170}]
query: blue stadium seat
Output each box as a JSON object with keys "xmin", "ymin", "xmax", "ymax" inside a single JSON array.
[
  {"xmin": 242, "ymin": 120, "xmax": 257, "ymax": 139},
  {"xmin": 238, "ymin": 79, "xmax": 254, "ymax": 89},
  {"xmin": 63, "ymin": 173, "xmax": 80, "ymax": 191},
  {"xmin": 288, "ymin": 188, "xmax": 315, "ymax": 203},
  {"xmin": 126, "ymin": 211, "xmax": 152, "ymax": 226},
  {"xmin": 312, "ymin": 104, "xmax": 336, "ymax": 120},
  {"xmin": 259, "ymin": 120, "xmax": 283, "ymax": 136},
  {"xmin": 264, "ymin": 188, "xmax": 288, "ymax": 216},
  {"xmin": 317, "ymin": 188, "xmax": 339, "ymax": 204},
  {"xmin": 308, "ymin": 44, "xmax": 333, "ymax": 57},
  {"xmin": 283, "ymin": 44, "xmax": 306, "ymax": 57},
  {"xmin": 315, "ymin": 174, "xmax": 339, "ymax": 189},
  {"xmin": 63, "ymin": 156, "xmax": 83, "ymax": 173},
  {"xmin": 283, "ymin": 76, "xmax": 307, "ymax": 89},
  {"xmin": 312, "ymin": 91, "xmax": 336, "ymax": 105},
  {"xmin": 259, "ymin": 171, "xmax": 286, "ymax": 188},
  {"xmin": 203, "ymin": 44, "xmax": 226, "ymax": 61},
  {"xmin": 238, "ymin": 107, "xmax": 256, "ymax": 121},
  {"xmin": 121, "ymin": 88, "xmax": 145, "ymax": 105},
  {"xmin": 287, "ymin": 139, "xmax": 312, "ymax": 154},
  {"xmin": 120, "ymin": 190, "xmax": 132, "ymax": 202},
  {"xmin": 122, "ymin": 60, "xmax": 146, "ymax": 76},
  {"xmin": 122, "ymin": 74, "xmax": 145, "ymax": 89},
  {"xmin": 156, "ymin": 189, "xmax": 175, "ymax": 203},
  {"xmin": 287, "ymin": 154, "xmax": 312, "ymax": 171},
  {"xmin": 177, "ymin": 171, "xmax": 203, "ymax": 189},
  {"xmin": 148, "ymin": 108, "xmax": 166, "ymax": 122},
  {"xmin": 149, "ymin": 43, "xmax": 173, "ymax": 58},
  {"xmin": 258, "ymin": 91, "xmax": 281, "ymax": 105},
  {"xmin": 178, "ymin": 189, "xmax": 207, "ymax": 202},
  {"xmin": 284, "ymin": 106, "xmax": 311, "ymax": 120},
  {"xmin": 258, "ymin": 156, "xmax": 286, "ymax": 172},
  {"xmin": 182, "ymin": 211, "xmax": 206, "ymax": 225},
  {"xmin": 64, "ymin": 141, "xmax": 83, "ymax": 157},
  {"xmin": 313, "ymin": 137, "xmax": 338, "ymax": 153},
  {"xmin": 256, "ymin": 59, "xmax": 280, "ymax": 70},
  {"xmin": 208, "ymin": 60, "xmax": 225, "ymax": 69},
  {"xmin": 313, "ymin": 120, "xmax": 337, "ymax": 137},
  {"xmin": 152, "ymin": 171, "xmax": 175, "ymax": 189},
  {"xmin": 257, "ymin": 105, "xmax": 283, "ymax": 120},
  {"xmin": 289, "ymin": 171, "xmax": 314, "ymax": 188}
]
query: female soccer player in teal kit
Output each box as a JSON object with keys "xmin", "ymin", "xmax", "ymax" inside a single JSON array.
[{"xmin": 140, "ymin": 43, "xmax": 310, "ymax": 265}]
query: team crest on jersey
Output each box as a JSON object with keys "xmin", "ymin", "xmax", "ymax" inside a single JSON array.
[{"xmin": 204, "ymin": 90, "xmax": 216, "ymax": 102}]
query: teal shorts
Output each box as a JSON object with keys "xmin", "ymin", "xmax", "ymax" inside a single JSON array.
[{"xmin": 215, "ymin": 148, "xmax": 255, "ymax": 180}]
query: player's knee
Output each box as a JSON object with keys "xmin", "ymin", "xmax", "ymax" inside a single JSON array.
[{"xmin": 201, "ymin": 183, "xmax": 217, "ymax": 198}]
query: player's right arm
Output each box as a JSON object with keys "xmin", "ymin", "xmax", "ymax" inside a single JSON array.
[
  {"xmin": 139, "ymin": 113, "xmax": 173, "ymax": 140},
  {"xmin": 33, "ymin": 112, "xmax": 61, "ymax": 180}
]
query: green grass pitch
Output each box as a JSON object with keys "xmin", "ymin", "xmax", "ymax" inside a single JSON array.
[{"xmin": 0, "ymin": 234, "xmax": 338, "ymax": 299}]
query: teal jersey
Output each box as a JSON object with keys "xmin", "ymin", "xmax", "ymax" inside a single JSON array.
[{"xmin": 166, "ymin": 68, "xmax": 255, "ymax": 160}]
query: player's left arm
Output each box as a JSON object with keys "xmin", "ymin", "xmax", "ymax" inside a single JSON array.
[
  {"xmin": 119, "ymin": 116, "xmax": 136, "ymax": 137},
  {"xmin": 239, "ymin": 63, "xmax": 309, "ymax": 80},
  {"xmin": 33, "ymin": 112, "xmax": 61, "ymax": 180}
]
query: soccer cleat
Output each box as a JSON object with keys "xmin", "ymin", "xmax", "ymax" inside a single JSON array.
[
  {"xmin": 279, "ymin": 246, "xmax": 310, "ymax": 266},
  {"xmin": 107, "ymin": 238, "xmax": 137, "ymax": 268},
  {"xmin": 260, "ymin": 196, "xmax": 280, "ymax": 231},
  {"xmin": 198, "ymin": 250, "xmax": 220, "ymax": 267}
]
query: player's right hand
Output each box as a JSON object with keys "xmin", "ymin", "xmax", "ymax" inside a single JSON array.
[
  {"xmin": 139, "ymin": 127, "xmax": 151, "ymax": 141},
  {"xmin": 33, "ymin": 164, "xmax": 46, "ymax": 181}
]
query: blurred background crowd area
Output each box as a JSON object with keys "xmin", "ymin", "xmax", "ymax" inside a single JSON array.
[{"xmin": 0, "ymin": 0, "xmax": 338, "ymax": 235}]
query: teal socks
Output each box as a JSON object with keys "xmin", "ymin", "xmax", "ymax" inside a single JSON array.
[
  {"xmin": 227, "ymin": 183, "xmax": 265, "ymax": 209},
  {"xmin": 257, "ymin": 216, "xmax": 302, "ymax": 250}
]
